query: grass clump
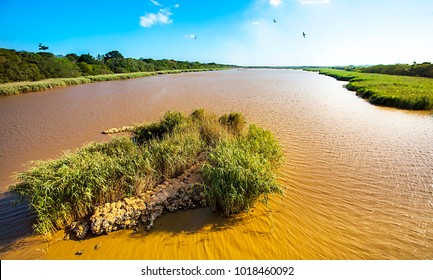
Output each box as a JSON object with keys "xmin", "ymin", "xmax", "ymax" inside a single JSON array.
[
  {"xmin": 191, "ymin": 108, "xmax": 228, "ymax": 147},
  {"xmin": 10, "ymin": 109, "xmax": 283, "ymax": 237},
  {"xmin": 133, "ymin": 111, "xmax": 187, "ymax": 144},
  {"xmin": 10, "ymin": 137, "xmax": 155, "ymax": 237},
  {"xmin": 218, "ymin": 112, "xmax": 246, "ymax": 136},
  {"xmin": 148, "ymin": 128, "xmax": 205, "ymax": 179},
  {"xmin": 202, "ymin": 124, "xmax": 283, "ymax": 216}
]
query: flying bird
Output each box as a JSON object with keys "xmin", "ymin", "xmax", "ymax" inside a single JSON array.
[
  {"xmin": 303, "ymin": 32, "xmax": 306, "ymax": 38},
  {"xmin": 273, "ymin": 19, "xmax": 277, "ymax": 23}
]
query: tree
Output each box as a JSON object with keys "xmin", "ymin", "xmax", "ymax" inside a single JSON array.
[
  {"xmin": 38, "ymin": 43, "xmax": 49, "ymax": 51},
  {"xmin": 65, "ymin": 53, "xmax": 79, "ymax": 63},
  {"xmin": 78, "ymin": 53, "xmax": 98, "ymax": 64},
  {"xmin": 103, "ymin": 50, "xmax": 124, "ymax": 63}
]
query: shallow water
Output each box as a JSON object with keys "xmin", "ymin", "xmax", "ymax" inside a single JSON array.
[{"xmin": 1, "ymin": 69, "xmax": 432, "ymax": 259}]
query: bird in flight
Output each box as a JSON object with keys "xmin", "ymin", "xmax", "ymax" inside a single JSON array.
[
  {"xmin": 273, "ymin": 19, "xmax": 277, "ymax": 23},
  {"xmin": 303, "ymin": 32, "xmax": 306, "ymax": 38}
]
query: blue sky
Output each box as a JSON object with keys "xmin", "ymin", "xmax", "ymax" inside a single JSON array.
[{"xmin": 0, "ymin": 0, "xmax": 432, "ymax": 66}]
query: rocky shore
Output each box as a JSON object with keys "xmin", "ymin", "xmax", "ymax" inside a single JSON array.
[{"xmin": 70, "ymin": 163, "xmax": 207, "ymax": 239}]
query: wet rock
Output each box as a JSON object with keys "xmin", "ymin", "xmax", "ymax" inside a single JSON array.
[
  {"xmin": 70, "ymin": 220, "xmax": 89, "ymax": 239},
  {"xmin": 75, "ymin": 163, "xmax": 207, "ymax": 238},
  {"xmin": 75, "ymin": 250, "xmax": 84, "ymax": 256}
]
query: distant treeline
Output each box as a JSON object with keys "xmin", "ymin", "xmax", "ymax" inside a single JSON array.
[
  {"xmin": 0, "ymin": 48, "xmax": 232, "ymax": 83},
  {"xmin": 326, "ymin": 62, "xmax": 433, "ymax": 79}
]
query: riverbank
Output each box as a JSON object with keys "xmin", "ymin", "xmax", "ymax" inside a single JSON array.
[
  {"xmin": 0, "ymin": 68, "xmax": 229, "ymax": 96},
  {"xmin": 9, "ymin": 109, "xmax": 282, "ymax": 239},
  {"xmin": 311, "ymin": 68, "xmax": 433, "ymax": 111}
]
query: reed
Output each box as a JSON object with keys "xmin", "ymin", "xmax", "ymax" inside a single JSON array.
[
  {"xmin": 218, "ymin": 112, "xmax": 246, "ymax": 136},
  {"xmin": 0, "ymin": 77, "xmax": 92, "ymax": 95},
  {"xmin": 202, "ymin": 124, "xmax": 283, "ymax": 216},
  {"xmin": 133, "ymin": 110, "xmax": 187, "ymax": 144},
  {"xmin": 314, "ymin": 68, "xmax": 433, "ymax": 111},
  {"xmin": 11, "ymin": 137, "xmax": 156, "ymax": 238},
  {"xmin": 10, "ymin": 109, "xmax": 282, "ymax": 237}
]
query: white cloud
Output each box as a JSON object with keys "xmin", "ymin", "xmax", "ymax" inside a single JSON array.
[
  {"xmin": 184, "ymin": 34, "xmax": 197, "ymax": 39},
  {"xmin": 174, "ymin": 3, "xmax": 180, "ymax": 8},
  {"xmin": 269, "ymin": 0, "xmax": 282, "ymax": 6},
  {"xmin": 139, "ymin": 8, "xmax": 173, "ymax": 28},
  {"xmin": 150, "ymin": 0, "xmax": 162, "ymax": 6},
  {"xmin": 251, "ymin": 20, "xmax": 262, "ymax": 25},
  {"xmin": 299, "ymin": 0, "xmax": 330, "ymax": 4}
]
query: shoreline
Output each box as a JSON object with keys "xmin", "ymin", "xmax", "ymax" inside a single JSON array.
[
  {"xmin": 0, "ymin": 68, "xmax": 230, "ymax": 96},
  {"xmin": 310, "ymin": 68, "xmax": 433, "ymax": 112}
]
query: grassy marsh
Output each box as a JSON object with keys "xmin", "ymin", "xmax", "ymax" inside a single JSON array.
[
  {"xmin": 10, "ymin": 109, "xmax": 283, "ymax": 238},
  {"xmin": 313, "ymin": 68, "xmax": 433, "ymax": 111}
]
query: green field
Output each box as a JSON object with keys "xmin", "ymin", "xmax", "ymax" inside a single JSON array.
[{"xmin": 313, "ymin": 68, "xmax": 433, "ymax": 111}]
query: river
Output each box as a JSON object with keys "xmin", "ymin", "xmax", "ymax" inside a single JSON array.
[{"xmin": 0, "ymin": 69, "xmax": 432, "ymax": 259}]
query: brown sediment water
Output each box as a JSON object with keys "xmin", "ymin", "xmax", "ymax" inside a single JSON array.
[{"xmin": 0, "ymin": 69, "xmax": 432, "ymax": 259}]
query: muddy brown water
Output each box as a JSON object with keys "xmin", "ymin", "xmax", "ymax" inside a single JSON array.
[{"xmin": 0, "ymin": 69, "xmax": 432, "ymax": 259}]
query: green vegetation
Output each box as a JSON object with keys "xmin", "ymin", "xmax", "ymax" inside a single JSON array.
[
  {"xmin": 312, "ymin": 68, "xmax": 433, "ymax": 111},
  {"xmin": 10, "ymin": 109, "xmax": 283, "ymax": 237},
  {"xmin": 0, "ymin": 47, "xmax": 234, "ymax": 95},
  {"xmin": 0, "ymin": 69, "xmax": 219, "ymax": 96},
  {"xmin": 358, "ymin": 62, "xmax": 433, "ymax": 78},
  {"xmin": 202, "ymin": 124, "xmax": 282, "ymax": 215}
]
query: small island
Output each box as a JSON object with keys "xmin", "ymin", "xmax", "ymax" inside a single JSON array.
[{"xmin": 10, "ymin": 109, "xmax": 283, "ymax": 239}]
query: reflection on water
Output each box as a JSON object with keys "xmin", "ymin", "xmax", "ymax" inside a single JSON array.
[{"xmin": 0, "ymin": 69, "xmax": 432, "ymax": 259}]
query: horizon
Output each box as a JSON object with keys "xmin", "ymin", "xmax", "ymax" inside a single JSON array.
[{"xmin": 1, "ymin": 0, "xmax": 432, "ymax": 66}]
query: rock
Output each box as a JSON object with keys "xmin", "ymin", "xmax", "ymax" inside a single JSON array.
[
  {"xmin": 73, "ymin": 163, "xmax": 207, "ymax": 238},
  {"xmin": 75, "ymin": 250, "xmax": 84, "ymax": 255},
  {"xmin": 94, "ymin": 243, "xmax": 101, "ymax": 250},
  {"xmin": 70, "ymin": 220, "xmax": 89, "ymax": 239},
  {"xmin": 102, "ymin": 126, "xmax": 134, "ymax": 134}
]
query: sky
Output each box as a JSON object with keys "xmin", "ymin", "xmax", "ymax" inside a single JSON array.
[{"xmin": 0, "ymin": 0, "xmax": 432, "ymax": 66}]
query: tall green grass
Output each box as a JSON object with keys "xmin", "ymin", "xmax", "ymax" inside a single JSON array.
[
  {"xmin": 314, "ymin": 68, "xmax": 433, "ymax": 111},
  {"xmin": 202, "ymin": 124, "xmax": 283, "ymax": 215},
  {"xmin": 133, "ymin": 111, "xmax": 187, "ymax": 144},
  {"xmin": 10, "ymin": 109, "xmax": 283, "ymax": 237},
  {"xmin": 0, "ymin": 68, "xmax": 225, "ymax": 96}
]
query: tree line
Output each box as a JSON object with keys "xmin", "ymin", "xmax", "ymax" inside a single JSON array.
[
  {"xmin": 357, "ymin": 62, "xmax": 433, "ymax": 78},
  {"xmin": 329, "ymin": 62, "xmax": 433, "ymax": 79},
  {"xmin": 0, "ymin": 48, "xmax": 230, "ymax": 83}
]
